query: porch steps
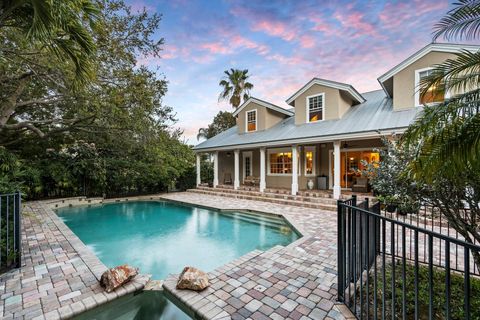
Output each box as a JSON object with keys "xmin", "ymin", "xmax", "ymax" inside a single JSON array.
[{"xmin": 188, "ymin": 187, "xmax": 339, "ymax": 211}]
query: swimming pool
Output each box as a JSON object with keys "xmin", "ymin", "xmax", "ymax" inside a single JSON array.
[{"xmin": 57, "ymin": 200, "xmax": 299, "ymax": 319}]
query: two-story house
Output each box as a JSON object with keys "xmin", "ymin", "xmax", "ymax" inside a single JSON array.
[{"xmin": 193, "ymin": 43, "xmax": 480, "ymax": 199}]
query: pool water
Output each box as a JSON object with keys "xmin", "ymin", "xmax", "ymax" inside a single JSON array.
[{"xmin": 57, "ymin": 200, "xmax": 299, "ymax": 319}]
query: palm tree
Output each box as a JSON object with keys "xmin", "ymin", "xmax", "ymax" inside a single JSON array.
[
  {"xmin": 219, "ymin": 69, "xmax": 254, "ymax": 108},
  {"xmin": 0, "ymin": 0, "xmax": 99, "ymax": 81},
  {"xmin": 402, "ymin": 0, "xmax": 480, "ymax": 181}
]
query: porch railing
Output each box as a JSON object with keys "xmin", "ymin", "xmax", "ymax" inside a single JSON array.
[
  {"xmin": 1, "ymin": 192, "xmax": 22, "ymax": 273},
  {"xmin": 337, "ymin": 195, "xmax": 480, "ymax": 319}
]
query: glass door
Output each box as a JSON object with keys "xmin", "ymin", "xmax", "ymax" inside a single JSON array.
[{"xmin": 331, "ymin": 150, "xmax": 380, "ymax": 189}]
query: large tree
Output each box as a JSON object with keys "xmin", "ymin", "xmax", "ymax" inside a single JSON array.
[
  {"xmin": 218, "ymin": 68, "xmax": 253, "ymax": 109},
  {"xmin": 402, "ymin": 0, "xmax": 480, "ymax": 181}
]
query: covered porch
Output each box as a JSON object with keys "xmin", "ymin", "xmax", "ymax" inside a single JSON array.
[{"xmin": 195, "ymin": 138, "xmax": 383, "ymax": 199}]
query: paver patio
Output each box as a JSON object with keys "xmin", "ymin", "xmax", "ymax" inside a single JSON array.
[
  {"xmin": 0, "ymin": 199, "xmax": 150, "ymax": 320},
  {"xmin": 160, "ymin": 192, "xmax": 355, "ymax": 320}
]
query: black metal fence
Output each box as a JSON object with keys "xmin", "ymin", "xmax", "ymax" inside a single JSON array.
[
  {"xmin": 1, "ymin": 192, "xmax": 22, "ymax": 273},
  {"xmin": 337, "ymin": 195, "xmax": 480, "ymax": 320}
]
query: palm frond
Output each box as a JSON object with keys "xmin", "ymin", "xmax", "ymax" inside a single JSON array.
[{"xmin": 433, "ymin": 0, "xmax": 480, "ymax": 41}]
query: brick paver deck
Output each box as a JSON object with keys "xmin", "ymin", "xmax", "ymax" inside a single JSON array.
[
  {"xmin": 0, "ymin": 200, "xmax": 150, "ymax": 320},
  {"xmin": 160, "ymin": 192, "xmax": 355, "ymax": 320}
]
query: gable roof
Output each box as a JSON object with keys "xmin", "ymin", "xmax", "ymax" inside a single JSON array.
[
  {"xmin": 285, "ymin": 78, "xmax": 366, "ymax": 106},
  {"xmin": 232, "ymin": 97, "xmax": 294, "ymax": 117},
  {"xmin": 378, "ymin": 43, "xmax": 480, "ymax": 97},
  {"xmin": 194, "ymin": 90, "xmax": 420, "ymax": 151}
]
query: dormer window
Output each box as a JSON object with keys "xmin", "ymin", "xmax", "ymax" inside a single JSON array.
[
  {"xmin": 306, "ymin": 93, "xmax": 324, "ymax": 122},
  {"xmin": 415, "ymin": 68, "xmax": 445, "ymax": 106},
  {"xmin": 246, "ymin": 110, "xmax": 257, "ymax": 132}
]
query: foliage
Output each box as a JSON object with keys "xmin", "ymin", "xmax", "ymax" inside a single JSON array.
[
  {"xmin": 197, "ymin": 111, "xmax": 236, "ymax": 140},
  {"xmin": 365, "ymin": 261, "xmax": 480, "ymax": 319},
  {"xmin": 0, "ymin": 0, "xmax": 99, "ymax": 81},
  {"xmin": 361, "ymin": 138, "xmax": 420, "ymax": 214},
  {"xmin": 0, "ymin": 0, "xmax": 195, "ymax": 199},
  {"xmin": 218, "ymin": 69, "xmax": 253, "ymax": 108},
  {"xmin": 402, "ymin": 0, "xmax": 480, "ymax": 181}
]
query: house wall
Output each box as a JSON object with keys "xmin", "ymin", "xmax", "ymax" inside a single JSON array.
[
  {"xmin": 216, "ymin": 138, "xmax": 383, "ymax": 189},
  {"xmin": 237, "ymin": 102, "xmax": 287, "ymax": 134},
  {"xmin": 393, "ymin": 51, "xmax": 457, "ymax": 110},
  {"xmin": 293, "ymin": 84, "xmax": 352, "ymax": 124}
]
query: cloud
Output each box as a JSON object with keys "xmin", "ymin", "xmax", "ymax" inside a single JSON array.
[{"xmin": 251, "ymin": 19, "xmax": 297, "ymax": 41}]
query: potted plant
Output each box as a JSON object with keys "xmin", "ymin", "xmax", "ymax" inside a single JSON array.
[
  {"xmin": 377, "ymin": 195, "xmax": 398, "ymax": 213},
  {"xmin": 397, "ymin": 196, "xmax": 420, "ymax": 215}
]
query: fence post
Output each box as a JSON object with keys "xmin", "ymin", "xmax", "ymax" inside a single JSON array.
[
  {"xmin": 337, "ymin": 199, "xmax": 345, "ymax": 302},
  {"xmin": 14, "ymin": 191, "xmax": 21, "ymax": 268}
]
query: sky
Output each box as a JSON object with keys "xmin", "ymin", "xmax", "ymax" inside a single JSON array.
[{"xmin": 127, "ymin": 0, "xmax": 459, "ymax": 145}]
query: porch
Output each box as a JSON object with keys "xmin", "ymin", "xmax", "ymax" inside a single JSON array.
[{"xmin": 195, "ymin": 138, "xmax": 383, "ymax": 200}]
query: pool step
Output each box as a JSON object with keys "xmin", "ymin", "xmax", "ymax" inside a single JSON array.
[
  {"xmin": 220, "ymin": 211, "xmax": 291, "ymax": 230},
  {"xmin": 187, "ymin": 188, "xmax": 337, "ymax": 211}
]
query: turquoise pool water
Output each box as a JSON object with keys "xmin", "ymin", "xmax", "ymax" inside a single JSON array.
[{"xmin": 57, "ymin": 200, "xmax": 299, "ymax": 319}]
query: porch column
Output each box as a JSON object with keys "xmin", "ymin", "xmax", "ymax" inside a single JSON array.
[
  {"xmin": 196, "ymin": 153, "xmax": 201, "ymax": 186},
  {"xmin": 291, "ymin": 145, "xmax": 298, "ymax": 195},
  {"xmin": 213, "ymin": 151, "xmax": 219, "ymax": 188},
  {"xmin": 234, "ymin": 150, "xmax": 240, "ymax": 190},
  {"xmin": 260, "ymin": 148, "xmax": 266, "ymax": 192},
  {"xmin": 333, "ymin": 140, "xmax": 341, "ymax": 199}
]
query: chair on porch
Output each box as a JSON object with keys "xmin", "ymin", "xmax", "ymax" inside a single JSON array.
[
  {"xmin": 223, "ymin": 173, "xmax": 232, "ymax": 185},
  {"xmin": 352, "ymin": 177, "xmax": 370, "ymax": 193},
  {"xmin": 244, "ymin": 176, "xmax": 260, "ymax": 186}
]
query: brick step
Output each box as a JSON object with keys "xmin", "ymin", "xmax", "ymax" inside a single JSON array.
[
  {"xmin": 187, "ymin": 189, "xmax": 337, "ymax": 211},
  {"xmin": 196, "ymin": 186, "xmax": 338, "ymax": 205}
]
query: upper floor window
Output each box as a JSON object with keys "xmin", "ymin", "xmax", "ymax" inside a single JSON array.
[
  {"xmin": 246, "ymin": 110, "xmax": 257, "ymax": 132},
  {"xmin": 306, "ymin": 93, "xmax": 324, "ymax": 122},
  {"xmin": 415, "ymin": 68, "xmax": 445, "ymax": 106}
]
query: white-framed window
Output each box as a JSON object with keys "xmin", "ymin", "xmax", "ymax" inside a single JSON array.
[
  {"xmin": 246, "ymin": 109, "xmax": 257, "ymax": 132},
  {"xmin": 304, "ymin": 146, "xmax": 316, "ymax": 176},
  {"xmin": 306, "ymin": 93, "xmax": 325, "ymax": 123},
  {"xmin": 267, "ymin": 148, "xmax": 300, "ymax": 176},
  {"xmin": 414, "ymin": 67, "xmax": 445, "ymax": 107}
]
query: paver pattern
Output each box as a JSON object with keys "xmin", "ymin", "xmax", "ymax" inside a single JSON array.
[
  {"xmin": 0, "ymin": 199, "xmax": 149, "ymax": 320},
  {"xmin": 161, "ymin": 192, "xmax": 355, "ymax": 320}
]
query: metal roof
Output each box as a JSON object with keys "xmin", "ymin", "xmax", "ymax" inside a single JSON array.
[
  {"xmin": 232, "ymin": 97, "xmax": 294, "ymax": 117},
  {"xmin": 193, "ymin": 90, "xmax": 421, "ymax": 151}
]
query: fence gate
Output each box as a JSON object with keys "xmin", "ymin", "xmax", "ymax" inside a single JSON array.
[
  {"xmin": 1, "ymin": 192, "xmax": 22, "ymax": 273},
  {"xmin": 337, "ymin": 196, "xmax": 480, "ymax": 320}
]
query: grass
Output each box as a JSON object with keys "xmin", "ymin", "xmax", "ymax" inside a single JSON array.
[{"xmin": 356, "ymin": 261, "xmax": 480, "ymax": 319}]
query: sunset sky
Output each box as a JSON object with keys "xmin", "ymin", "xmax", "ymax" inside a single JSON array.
[{"xmin": 128, "ymin": 0, "xmax": 458, "ymax": 144}]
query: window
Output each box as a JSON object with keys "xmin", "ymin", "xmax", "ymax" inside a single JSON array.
[
  {"xmin": 415, "ymin": 68, "xmax": 445, "ymax": 106},
  {"xmin": 306, "ymin": 93, "xmax": 324, "ymax": 122},
  {"xmin": 268, "ymin": 149, "xmax": 300, "ymax": 175},
  {"xmin": 246, "ymin": 110, "xmax": 257, "ymax": 132},
  {"xmin": 304, "ymin": 147, "xmax": 316, "ymax": 176}
]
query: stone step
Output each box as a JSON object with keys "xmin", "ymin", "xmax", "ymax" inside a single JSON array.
[
  {"xmin": 188, "ymin": 189, "xmax": 337, "ymax": 211},
  {"xmin": 196, "ymin": 186, "xmax": 338, "ymax": 205}
]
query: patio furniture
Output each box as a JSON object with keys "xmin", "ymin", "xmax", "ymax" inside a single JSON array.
[
  {"xmin": 224, "ymin": 173, "xmax": 232, "ymax": 185},
  {"xmin": 244, "ymin": 176, "xmax": 260, "ymax": 186},
  {"xmin": 352, "ymin": 177, "xmax": 370, "ymax": 193}
]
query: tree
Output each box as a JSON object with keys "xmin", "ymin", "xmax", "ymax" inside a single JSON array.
[
  {"xmin": 402, "ymin": 0, "xmax": 480, "ymax": 181},
  {"xmin": 218, "ymin": 69, "xmax": 253, "ymax": 108},
  {"xmin": 197, "ymin": 111, "xmax": 236, "ymax": 140}
]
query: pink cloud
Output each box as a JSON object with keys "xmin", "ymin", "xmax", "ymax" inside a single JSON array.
[
  {"xmin": 299, "ymin": 35, "xmax": 316, "ymax": 48},
  {"xmin": 200, "ymin": 42, "xmax": 232, "ymax": 54},
  {"xmin": 334, "ymin": 11, "xmax": 380, "ymax": 39},
  {"xmin": 251, "ymin": 19, "xmax": 297, "ymax": 41}
]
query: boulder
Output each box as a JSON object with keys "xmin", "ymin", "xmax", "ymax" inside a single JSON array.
[
  {"xmin": 176, "ymin": 266, "xmax": 210, "ymax": 291},
  {"xmin": 100, "ymin": 265, "xmax": 138, "ymax": 293}
]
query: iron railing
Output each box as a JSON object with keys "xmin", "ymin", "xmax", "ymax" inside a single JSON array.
[
  {"xmin": 337, "ymin": 195, "xmax": 480, "ymax": 320},
  {"xmin": 1, "ymin": 192, "xmax": 22, "ymax": 273}
]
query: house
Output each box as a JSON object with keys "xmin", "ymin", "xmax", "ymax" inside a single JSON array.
[{"xmin": 193, "ymin": 43, "xmax": 480, "ymax": 199}]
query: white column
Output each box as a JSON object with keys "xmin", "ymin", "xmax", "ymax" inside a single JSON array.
[
  {"xmin": 291, "ymin": 145, "xmax": 298, "ymax": 195},
  {"xmin": 213, "ymin": 151, "xmax": 219, "ymax": 188},
  {"xmin": 333, "ymin": 140, "xmax": 341, "ymax": 199},
  {"xmin": 234, "ymin": 150, "xmax": 240, "ymax": 190},
  {"xmin": 260, "ymin": 148, "xmax": 266, "ymax": 193},
  {"xmin": 196, "ymin": 154, "xmax": 201, "ymax": 186}
]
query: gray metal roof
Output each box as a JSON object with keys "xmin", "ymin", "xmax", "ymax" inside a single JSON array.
[{"xmin": 194, "ymin": 90, "xmax": 421, "ymax": 151}]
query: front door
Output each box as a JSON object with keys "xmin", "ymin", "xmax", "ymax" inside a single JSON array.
[{"xmin": 243, "ymin": 152, "xmax": 252, "ymax": 181}]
